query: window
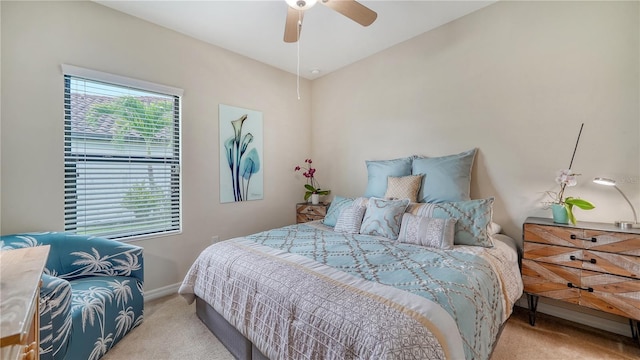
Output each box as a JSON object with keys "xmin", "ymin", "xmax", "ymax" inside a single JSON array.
[{"xmin": 63, "ymin": 65, "xmax": 182, "ymax": 240}]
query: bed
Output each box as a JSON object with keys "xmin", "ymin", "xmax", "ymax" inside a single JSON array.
[
  {"xmin": 179, "ymin": 214, "xmax": 522, "ymax": 359},
  {"xmin": 179, "ymin": 151, "xmax": 523, "ymax": 359}
]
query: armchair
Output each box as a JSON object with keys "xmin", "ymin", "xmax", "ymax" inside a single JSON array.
[{"xmin": 0, "ymin": 232, "xmax": 144, "ymax": 360}]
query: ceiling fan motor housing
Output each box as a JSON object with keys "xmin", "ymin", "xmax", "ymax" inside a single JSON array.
[{"xmin": 286, "ymin": 0, "xmax": 317, "ymax": 10}]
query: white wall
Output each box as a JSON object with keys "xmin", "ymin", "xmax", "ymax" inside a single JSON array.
[
  {"xmin": 311, "ymin": 0, "xmax": 639, "ymax": 246},
  {"xmin": 0, "ymin": 1, "xmax": 312, "ymax": 295},
  {"xmin": 309, "ymin": 0, "xmax": 639, "ymax": 334}
]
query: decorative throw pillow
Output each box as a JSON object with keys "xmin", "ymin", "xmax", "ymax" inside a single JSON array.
[
  {"xmin": 397, "ymin": 214, "xmax": 457, "ymax": 250},
  {"xmin": 334, "ymin": 205, "xmax": 367, "ymax": 234},
  {"xmin": 323, "ymin": 196, "xmax": 353, "ymax": 227},
  {"xmin": 405, "ymin": 197, "xmax": 494, "ymax": 247},
  {"xmin": 323, "ymin": 196, "xmax": 368, "ymax": 227},
  {"xmin": 364, "ymin": 157, "xmax": 412, "ymax": 198},
  {"xmin": 359, "ymin": 197, "xmax": 410, "ymax": 240},
  {"xmin": 384, "ymin": 174, "xmax": 424, "ymax": 202},
  {"xmin": 412, "ymin": 148, "xmax": 477, "ymax": 203}
]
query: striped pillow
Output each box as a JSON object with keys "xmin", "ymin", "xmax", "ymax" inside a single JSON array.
[
  {"xmin": 323, "ymin": 196, "xmax": 368, "ymax": 227},
  {"xmin": 334, "ymin": 205, "xmax": 367, "ymax": 234}
]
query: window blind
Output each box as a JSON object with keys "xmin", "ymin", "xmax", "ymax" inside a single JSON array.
[{"xmin": 63, "ymin": 67, "xmax": 182, "ymax": 240}]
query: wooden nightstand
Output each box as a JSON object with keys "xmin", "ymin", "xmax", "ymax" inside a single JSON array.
[
  {"xmin": 296, "ymin": 202, "xmax": 329, "ymax": 223},
  {"xmin": 522, "ymin": 217, "xmax": 640, "ymax": 341}
]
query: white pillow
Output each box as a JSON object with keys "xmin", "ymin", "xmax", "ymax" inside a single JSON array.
[
  {"xmin": 334, "ymin": 205, "xmax": 367, "ymax": 234},
  {"xmin": 397, "ymin": 213, "xmax": 457, "ymax": 250},
  {"xmin": 489, "ymin": 222, "xmax": 502, "ymax": 235}
]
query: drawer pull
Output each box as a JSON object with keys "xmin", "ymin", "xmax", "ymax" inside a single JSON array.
[
  {"xmin": 567, "ymin": 282, "xmax": 594, "ymax": 292},
  {"xmin": 569, "ymin": 255, "xmax": 596, "ymax": 264},
  {"xmin": 570, "ymin": 234, "xmax": 597, "ymax": 242}
]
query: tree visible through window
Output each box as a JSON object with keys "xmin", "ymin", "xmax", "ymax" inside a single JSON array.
[{"xmin": 64, "ymin": 69, "xmax": 181, "ymax": 240}]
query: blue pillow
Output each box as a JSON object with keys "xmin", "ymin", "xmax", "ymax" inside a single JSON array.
[
  {"xmin": 323, "ymin": 196, "xmax": 354, "ymax": 227},
  {"xmin": 412, "ymin": 149, "xmax": 476, "ymax": 203},
  {"xmin": 364, "ymin": 157, "xmax": 412, "ymax": 198},
  {"xmin": 359, "ymin": 198, "xmax": 410, "ymax": 240},
  {"xmin": 405, "ymin": 197, "xmax": 494, "ymax": 247}
]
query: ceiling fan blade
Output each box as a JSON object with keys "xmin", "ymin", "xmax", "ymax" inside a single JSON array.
[
  {"xmin": 284, "ymin": 6, "xmax": 304, "ymax": 43},
  {"xmin": 320, "ymin": 0, "xmax": 377, "ymax": 27}
]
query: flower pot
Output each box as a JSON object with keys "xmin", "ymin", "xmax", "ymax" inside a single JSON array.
[
  {"xmin": 311, "ymin": 193, "xmax": 320, "ymax": 205},
  {"xmin": 551, "ymin": 204, "xmax": 569, "ymax": 224}
]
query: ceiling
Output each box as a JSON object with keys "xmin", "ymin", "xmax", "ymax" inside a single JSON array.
[{"xmin": 95, "ymin": 1, "xmax": 496, "ymax": 80}]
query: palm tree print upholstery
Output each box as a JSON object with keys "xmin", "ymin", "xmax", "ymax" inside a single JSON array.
[{"xmin": 1, "ymin": 232, "xmax": 144, "ymax": 360}]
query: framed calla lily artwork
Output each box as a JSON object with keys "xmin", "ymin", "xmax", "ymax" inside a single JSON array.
[{"xmin": 219, "ymin": 104, "xmax": 263, "ymax": 203}]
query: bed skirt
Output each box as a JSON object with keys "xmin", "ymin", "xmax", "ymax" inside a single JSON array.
[{"xmin": 196, "ymin": 296, "xmax": 269, "ymax": 360}]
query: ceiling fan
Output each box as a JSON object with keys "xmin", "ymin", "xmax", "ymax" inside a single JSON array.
[{"xmin": 284, "ymin": 0, "xmax": 377, "ymax": 43}]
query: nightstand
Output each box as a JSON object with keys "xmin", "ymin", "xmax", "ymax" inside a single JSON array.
[
  {"xmin": 296, "ymin": 202, "xmax": 329, "ymax": 223},
  {"xmin": 522, "ymin": 217, "xmax": 640, "ymax": 341}
]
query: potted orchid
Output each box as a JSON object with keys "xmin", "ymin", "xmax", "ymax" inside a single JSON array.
[
  {"xmin": 544, "ymin": 123, "xmax": 595, "ymax": 225},
  {"xmin": 546, "ymin": 169, "xmax": 595, "ymax": 225},
  {"xmin": 294, "ymin": 158, "xmax": 330, "ymax": 204}
]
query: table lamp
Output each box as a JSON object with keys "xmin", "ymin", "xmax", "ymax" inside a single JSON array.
[{"xmin": 593, "ymin": 177, "xmax": 638, "ymax": 229}]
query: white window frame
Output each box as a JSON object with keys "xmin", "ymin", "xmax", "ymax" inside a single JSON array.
[{"xmin": 62, "ymin": 64, "xmax": 183, "ymax": 241}]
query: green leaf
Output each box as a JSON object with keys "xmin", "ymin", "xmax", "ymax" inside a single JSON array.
[
  {"xmin": 304, "ymin": 184, "xmax": 316, "ymax": 192},
  {"xmin": 565, "ymin": 203, "xmax": 577, "ymax": 225},
  {"xmin": 565, "ymin": 197, "xmax": 595, "ymax": 210},
  {"xmin": 303, "ymin": 192, "xmax": 311, "ymax": 201}
]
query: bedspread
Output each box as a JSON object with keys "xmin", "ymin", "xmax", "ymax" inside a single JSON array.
[
  {"xmin": 180, "ymin": 239, "xmax": 465, "ymax": 359},
  {"xmin": 180, "ymin": 222, "xmax": 523, "ymax": 360}
]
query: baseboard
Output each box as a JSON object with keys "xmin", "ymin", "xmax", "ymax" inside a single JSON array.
[
  {"xmin": 515, "ymin": 297, "xmax": 631, "ymax": 337},
  {"xmin": 144, "ymin": 282, "xmax": 180, "ymax": 302}
]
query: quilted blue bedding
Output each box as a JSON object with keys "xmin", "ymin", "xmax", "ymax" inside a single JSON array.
[
  {"xmin": 244, "ymin": 222, "xmax": 520, "ymax": 360},
  {"xmin": 181, "ymin": 221, "xmax": 522, "ymax": 360}
]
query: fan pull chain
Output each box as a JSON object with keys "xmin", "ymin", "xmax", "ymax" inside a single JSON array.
[{"xmin": 296, "ymin": 10, "xmax": 301, "ymax": 100}]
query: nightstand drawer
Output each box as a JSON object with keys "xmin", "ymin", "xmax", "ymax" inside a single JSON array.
[
  {"xmin": 582, "ymin": 250, "xmax": 640, "ymax": 278},
  {"xmin": 524, "ymin": 242, "xmax": 640, "ymax": 278},
  {"xmin": 579, "ymin": 269, "xmax": 640, "ymax": 319},
  {"xmin": 525, "ymin": 224, "xmax": 640, "ymax": 255},
  {"xmin": 296, "ymin": 204, "xmax": 327, "ymax": 217},
  {"xmin": 296, "ymin": 214, "xmax": 325, "ymax": 223},
  {"xmin": 524, "ymin": 223, "xmax": 588, "ymax": 249},
  {"xmin": 522, "ymin": 259, "xmax": 580, "ymax": 303},
  {"xmin": 296, "ymin": 203, "xmax": 329, "ymax": 224},
  {"xmin": 583, "ymin": 230, "xmax": 640, "ymax": 255},
  {"xmin": 523, "ymin": 242, "xmax": 582, "ymax": 269}
]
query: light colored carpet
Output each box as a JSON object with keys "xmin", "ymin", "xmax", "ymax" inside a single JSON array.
[{"xmin": 102, "ymin": 294, "xmax": 640, "ymax": 360}]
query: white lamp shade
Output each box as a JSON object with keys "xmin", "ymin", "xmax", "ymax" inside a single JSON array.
[
  {"xmin": 593, "ymin": 176, "xmax": 638, "ymax": 227},
  {"xmin": 593, "ymin": 177, "xmax": 616, "ymax": 186}
]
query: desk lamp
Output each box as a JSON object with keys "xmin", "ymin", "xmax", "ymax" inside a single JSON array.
[{"xmin": 593, "ymin": 177, "xmax": 638, "ymax": 229}]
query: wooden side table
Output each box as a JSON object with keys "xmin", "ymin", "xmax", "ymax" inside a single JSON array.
[
  {"xmin": 296, "ymin": 202, "xmax": 329, "ymax": 223},
  {"xmin": 522, "ymin": 217, "xmax": 640, "ymax": 342},
  {"xmin": 0, "ymin": 245, "xmax": 50, "ymax": 360}
]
